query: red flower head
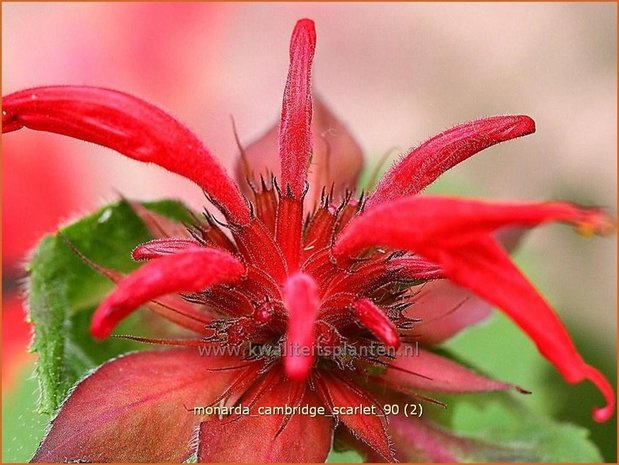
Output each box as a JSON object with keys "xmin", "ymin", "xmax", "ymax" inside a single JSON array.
[{"xmin": 2, "ymin": 18, "xmax": 614, "ymax": 462}]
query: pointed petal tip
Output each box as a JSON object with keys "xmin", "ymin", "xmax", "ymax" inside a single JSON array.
[{"xmin": 582, "ymin": 365, "xmax": 615, "ymax": 423}]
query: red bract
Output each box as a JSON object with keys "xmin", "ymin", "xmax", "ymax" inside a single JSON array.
[{"xmin": 3, "ymin": 18, "xmax": 614, "ymax": 463}]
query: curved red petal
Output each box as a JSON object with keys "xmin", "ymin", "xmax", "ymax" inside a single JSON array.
[
  {"xmin": 334, "ymin": 196, "xmax": 613, "ymax": 259},
  {"xmin": 278, "ymin": 19, "xmax": 316, "ymax": 199},
  {"xmin": 366, "ymin": 115, "xmax": 535, "ymax": 209},
  {"xmin": 333, "ymin": 196, "xmax": 615, "ymax": 421},
  {"xmin": 32, "ymin": 350, "xmax": 244, "ymax": 462},
  {"xmin": 62, "ymin": 239, "xmax": 212, "ymax": 334},
  {"xmin": 283, "ymin": 272, "xmax": 320, "ymax": 381},
  {"xmin": 2, "ymin": 86, "xmax": 250, "ymax": 224},
  {"xmin": 91, "ymin": 248, "xmax": 245, "ymax": 339},
  {"xmin": 437, "ymin": 239, "xmax": 614, "ymax": 422},
  {"xmin": 399, "ymin": 227, "xmax": 525, "ymax": 345},
  {"xmin": 354, "ymin": 298, "xmax": 401, "ymax": 348}
]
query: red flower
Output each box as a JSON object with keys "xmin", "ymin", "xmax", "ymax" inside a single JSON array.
[{"xmin": 2, "ymin": 18, "xmax": 614, "ymax": 462}]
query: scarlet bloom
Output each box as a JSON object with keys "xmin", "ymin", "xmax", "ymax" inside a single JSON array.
[{"xmin": 2, "ymin": 18, "xmax": 614, "ymax": 463}]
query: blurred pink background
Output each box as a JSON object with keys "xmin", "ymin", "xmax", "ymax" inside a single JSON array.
[{"xmin": 2, "ymin": 3, "xmax": 616, "ymax": 390}]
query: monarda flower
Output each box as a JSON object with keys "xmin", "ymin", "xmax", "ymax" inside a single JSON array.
[{"xmin": 2, "ymin": 18, "xmax": 614, "ymax": 463}]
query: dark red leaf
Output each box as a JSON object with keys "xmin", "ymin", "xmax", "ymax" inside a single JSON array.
[{"xmin": 32, "ymin": 350, "xmax": 246, "ymax": 462}]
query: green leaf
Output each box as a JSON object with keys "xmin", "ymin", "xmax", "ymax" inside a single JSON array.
[
  {"xmin": 2, "ymin": 364, "xmax": 48, "ymax": 463},
  {"xmin": 430, "ymin": 311, "xmax": 604, "ymax": 462},
  {"xmin": 435, "ymin": 392, "xmax": 603, "ymax": 462},
  {"xmin": 27, "ymin": 198, "xmax": 194, "ymax": 414},
  {"xmin": 141, "ymin": 198, "xmax": 197, "ymax": 224}
]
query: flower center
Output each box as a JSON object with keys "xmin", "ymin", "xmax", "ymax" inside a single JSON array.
[{"xmin": 193, "ymin": 183, "xmax": 422, "ymax": 373}]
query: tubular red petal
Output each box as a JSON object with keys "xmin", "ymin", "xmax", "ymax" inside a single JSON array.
[
  {"xmin": 283, "ymin": 272, "xmax": 320, "ymax": 381},
  {"xmin": 132, "ymin": 238, "xmax": 202, "ymax": 260},
  {"xmin": 2, "ymin": 86, "xmax": 250, "ymax": 224},
  {"xmin": 90, "ymin": 248, "xmax": 245, "ymax": 339},
  {"xmin": 62, "ymin": 236, "xmax": 212, "ymax": 334},
  {"xmin": 278, "ymin": 19, "xmax": 316, "ymax": 199},
  {"xmin": 334, "ymin": 196, "xmax": 614, "ymax": 259},
  {"xmin": 437, "ymin": 239, "xmax": 614, "ymax": 422},
  {"xmin": 333, "ymin": 196, "xmax": 615, "ymax": 421},
  {"xmin": 354, "ymin": 299, "xmax": 401, "ymax": 348},
  {"xmin": 235, "ymin": 97, "xmax": 363, "ymax": 204},
  {"xmin": 366, "ymin": 115, "xmax": 535, "ymax": 209}
]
